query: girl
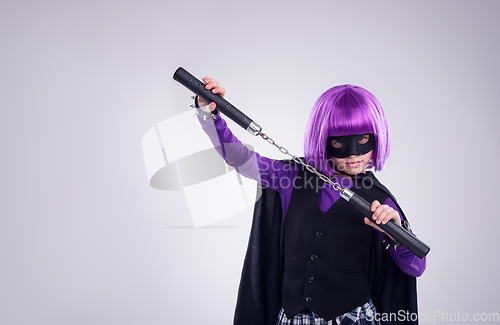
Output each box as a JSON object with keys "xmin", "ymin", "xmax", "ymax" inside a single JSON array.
[{"xmin": 194, "ymin": 77, "xmax": 426, "ymax": 325}]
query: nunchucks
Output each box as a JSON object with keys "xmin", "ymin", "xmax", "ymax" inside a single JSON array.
[{"xmin": 173, "ymin": 67, "xmax": 430, "ymax": 259}]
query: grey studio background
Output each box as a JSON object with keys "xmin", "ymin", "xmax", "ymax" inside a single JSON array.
[{"xmin": 1, "ymin": 1, "xmax": 499, "ymax": 324}]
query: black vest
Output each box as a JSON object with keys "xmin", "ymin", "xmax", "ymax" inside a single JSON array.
[{"xmin": 282, "ymin": 168, "xmax": 390, "ymax": 321}]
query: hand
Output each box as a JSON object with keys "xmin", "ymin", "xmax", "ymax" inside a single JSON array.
[
  {"xmin": 364, "ymin": 200, "xmax": 402, "ymax": 241},
  {"xmin": 197, "ymin": 77, "xmax": 226, "ymax": 113}
]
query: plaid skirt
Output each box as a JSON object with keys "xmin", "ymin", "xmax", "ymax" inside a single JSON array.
[{"xmin": 276, "ymin": 299, "xmax": 380, "ymax": 325}]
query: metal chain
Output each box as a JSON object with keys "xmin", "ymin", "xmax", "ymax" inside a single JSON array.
[
  {"xmin": 259, "ymin": 131, "xmax": 343, "ymax": 192},
  {"xmin": 187, "ymin": 95, "xmax": 342, "ymax": 191}
]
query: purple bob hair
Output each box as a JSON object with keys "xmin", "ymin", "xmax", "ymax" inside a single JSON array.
[{"xmin": 304, "ymin": 84, "xmax": 390, "ymax": 175}]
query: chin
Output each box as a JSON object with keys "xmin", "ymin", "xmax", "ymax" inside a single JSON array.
[{"xmin": 346, "ymin": 167, "xmax": 366, "ymax": 175}]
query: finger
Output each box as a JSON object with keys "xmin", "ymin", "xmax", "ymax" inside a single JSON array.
[
  {"xmin": 371, "ymin": 200, "xmax": 380, "ymax": 212},
  {"xmin": 376, "ymin": 208, "xmax": 401, "ymax": 226},
  {"xmin": 208, "ymin": 102, "xmax": 216, "ymax": 111},
  {"xmin": 202, "ymin": 77, "xmax": 216, "ymax": 84},
  {"xmin": 372, "ymin": 204, "xmax": 389, "ymax": 220},
  {"xmin": 210, "ymin": 86, "xmax": 222, "ymax": 93},
  {"xmin": 377, "ymin": 209, "xmax": 392, "ymax": 225},
  {"xmin": 376, "ymin": 206, "xmax": 393, "ymax": 224},
  {"xmin": 205, "ymin": 81, "xmax": 220, "ymax": 90},
  {"xmin": 211, "ymin": 86, "xmax": 226, "ymax": 97},
  {"xmin": 388, "ymin": 211, "xmax": 402, "ymax": 226}
]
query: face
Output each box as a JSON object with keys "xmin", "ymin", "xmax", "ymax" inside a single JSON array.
[{"xmin": 327, "ymin": 134, "xmax": 374, "ymax": 175}]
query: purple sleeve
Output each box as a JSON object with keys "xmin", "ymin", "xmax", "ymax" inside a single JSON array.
[
  {"xmin": 378, "ymin": 197, "xmax": 427, "ymax": 277},
  {"xmin": 197, "ymin": 111, "xmax": 297, "ymax": 195}
]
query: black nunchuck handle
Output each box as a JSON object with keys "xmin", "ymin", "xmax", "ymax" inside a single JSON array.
[
  {"xmin": 173, "ymin": 67, "xmax": 260, "ymax": 134},
  {"xmin": 346, "ymin": 191, "xmax": 430, "ymax": 259}
]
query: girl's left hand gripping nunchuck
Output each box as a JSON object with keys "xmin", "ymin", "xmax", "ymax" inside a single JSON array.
[
  {"xmin": 340, "ymin": 188, "xmax": 430, "ymax": 259},
  {"xmin": 173, "ymin": 67, "xmax": 430, "ymax": 259}
]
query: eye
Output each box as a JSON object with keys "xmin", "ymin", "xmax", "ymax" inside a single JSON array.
[
  {"xmin": 330, "ymin": 139, "xmax": 344, "ymax": 149},
  {"xmin": 358, "ymin": 135, "xmax": 369, "ymax": 145}
]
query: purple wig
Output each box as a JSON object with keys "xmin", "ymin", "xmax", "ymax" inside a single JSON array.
[{"xmin": 303, "ymin": 84, "xmax": 390, "ymax": 175}]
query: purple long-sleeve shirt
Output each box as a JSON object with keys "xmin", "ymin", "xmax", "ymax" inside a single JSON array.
[{"xmin": 198, "ymin": 110, "xmax": 426, "ymax": 277}]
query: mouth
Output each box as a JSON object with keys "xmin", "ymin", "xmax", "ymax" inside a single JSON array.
[{"xmin": 345, "ymin": 160, "xmax": 361, "ymax": 169}]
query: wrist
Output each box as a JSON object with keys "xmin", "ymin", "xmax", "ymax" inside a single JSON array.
[
  {"xmin": 383, "ymin": 234, "xmax": 401, "ymax": 250},
  {"xmin": 193, "ymin": 95, "xmax": 218, "ymax": 120}
]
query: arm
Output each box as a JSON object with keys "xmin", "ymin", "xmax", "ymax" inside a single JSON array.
[
  {"xmin": 365, "ymin": 197, "xmax": 427, "ymax": 277},
  {"xmin": 195, "ymin": 77, "xmax": 297, "ymax": 194}
]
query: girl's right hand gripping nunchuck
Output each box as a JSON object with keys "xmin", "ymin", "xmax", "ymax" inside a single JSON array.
[{"xmin": 173, "ymin": 67, "xmax": 262, "ymax": 136}]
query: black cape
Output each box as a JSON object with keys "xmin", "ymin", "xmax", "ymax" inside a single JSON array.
[{"xmin": 233, "ymin": 166, "xmax": 419, "ymax": 325}]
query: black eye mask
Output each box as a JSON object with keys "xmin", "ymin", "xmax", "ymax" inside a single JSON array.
[{"xmin": 326, "ymin": 134, "xmax": 375, "ymax": 158}]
